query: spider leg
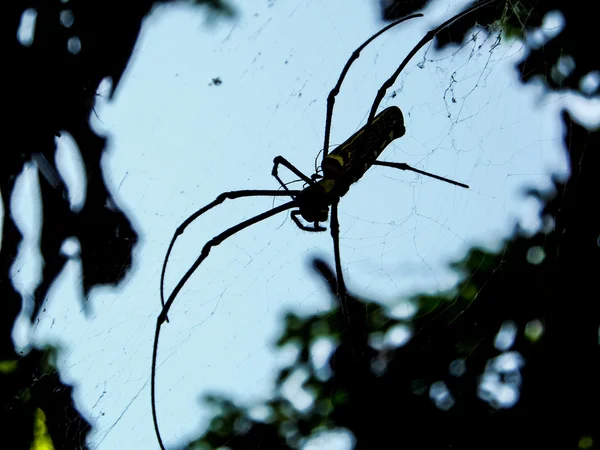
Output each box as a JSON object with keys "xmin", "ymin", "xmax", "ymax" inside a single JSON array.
[
  {"xmin": 330, "ymin": 199, "xmax": 349, "ymax": 321},
  {"xmin": 160, "ymin": 189, "xmax": 302, "ymax": 322},
  {"xmin": 373, "ymin": 161, "xmax": 469, "ymax": 188},
  {"xmin": 310, "ymin": 172, "xmax": 323, "ymax": 183},
  {"xmin": 272, "ymin": 156, "xmax": 314, "ymax": 193},
  {"xmin": 367, "ymin": 0, "xmax": 497, "ymax": 124},
  {"xmin": 322, "ymin": 13, "xmax": 424, "ymax": 162},
  {"xmin": 291, "ymin": 210, "xmax": 326, "ymax": 232},
  {"xmin": 153, "ymin": 199, "xmax": 298, "ymax": 450}
]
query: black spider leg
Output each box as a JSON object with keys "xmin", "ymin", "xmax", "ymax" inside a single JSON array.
[
  {"xmin": 153, "ymin": 199, "xmax": 298, "ymax": 450},
  {"xmin": 159, "ymin": 189, "xmax": 302, "ymax": 323},
  {"xmin": 271, "ymin": 156, "xmax": 327, "ymax": 231},
  {"xmin": 321, "ymin": 13, "xmax": 423, "ymax": 160},
  {"xmin": 269, "ymin": 157, "xmax": 310, "ymax": 214},
  {"xmin": 272, "ymin": 155, "xmax": 314, "ymax": 192},
  {"xmin": 373, "ymin": 161, "xmax": 469, "ymax": 188},
  {"xmin": 320, "ymin": 13, "xmax": 425, "ymax": 319},
  {"xmin": 329, "ymin": 198, "xmax": 348, "ymax": 319},
  {"xmin": 367, "ymin": 0, "xmax": 497, "ymax": 123},
  {"xmin": 290, "ymin": 211, "xmax": 327, "ymax": 232}
]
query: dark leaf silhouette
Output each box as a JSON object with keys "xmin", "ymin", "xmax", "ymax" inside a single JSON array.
[
  {"xmin": 383, "ymin": 0, "xmax": 598, "ymax": 98},
  {"xmin": 2, "ymin": 1, "xmax": 233, "ymax": 448}
]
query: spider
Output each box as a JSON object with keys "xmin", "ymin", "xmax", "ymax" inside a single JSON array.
[{"xmin": 151, "ymin": 1, "xmax": 496, "ymax": 448}]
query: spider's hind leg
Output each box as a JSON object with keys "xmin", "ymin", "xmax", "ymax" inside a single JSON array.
[
  {"xmin": 272, "ymin": 156, "xmax": 314, "ymax": 192},
  {"xmin": 373, "ymin": 161, "xmax": 469, "ymax": 188}
]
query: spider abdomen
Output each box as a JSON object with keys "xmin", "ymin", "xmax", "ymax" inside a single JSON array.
[{"xmin": 322, "ymin": 106, "xmax": 405, "ymax": 186}]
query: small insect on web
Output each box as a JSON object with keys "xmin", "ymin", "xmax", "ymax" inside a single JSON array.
[{"xmin": 151, "ymin": 1, "xmax": 498, "ymax": 448}]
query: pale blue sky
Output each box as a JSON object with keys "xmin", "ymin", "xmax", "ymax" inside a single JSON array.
[{"xmin": 8, "ymin": 1, "xmax": 576, "ymax": 449}]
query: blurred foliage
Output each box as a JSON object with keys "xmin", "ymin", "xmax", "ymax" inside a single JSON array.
[
  {"xmin": 383, "ymin": 0, "xmax": 598, "ymax": 99},
  {"xmin": 186, "ymin": 111, "xmax": 599, "ymax": 449},
  {"xmin": 2, "ymin": 1, "xmax": 233, "ymax": 449},
  {"xmin": 31, "ymin": 408, "xmax": 55, "ymax": 450},
  {"xmin": 0, "ymin": 347, "xmax": 91, "ymax": 450}
]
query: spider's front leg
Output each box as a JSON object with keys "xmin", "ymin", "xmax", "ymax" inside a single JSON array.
[
  {"xmin": 272, "ymin": 156, "xmax": 314, "ymax": 192},
  {"xmin": 291, "ymin": 210, "xmax": 327, "ymax": 232},
  {"xmin": 310, "ymin": 172, "xmax": 323, "ymax": 183}
]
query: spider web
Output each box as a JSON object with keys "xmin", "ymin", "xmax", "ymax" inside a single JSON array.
[
  {"xmin": 8, "ymin": 1, "xmax": 570, "ymax": 449},
  {"xmin": 333, "ymin": 27, "xmax": 554, "ymax": 303}
]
